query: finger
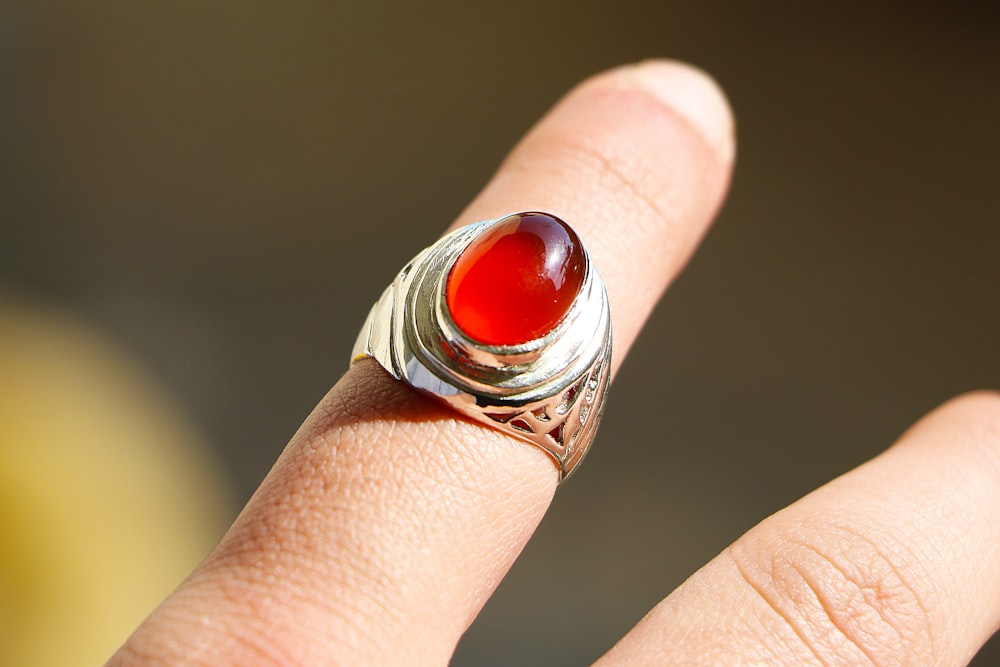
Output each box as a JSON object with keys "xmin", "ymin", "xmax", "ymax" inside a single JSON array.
[
  {"xmin": 110, "ymin": 60, "xmax": 734, "ymax": 667},
  {"xmin": 596, "ymin": 391, "xmax": 1000, "ymax": 667},
  {"xmin": 452, "ymin": 61, "xmax": 735, "ymax": 372}
]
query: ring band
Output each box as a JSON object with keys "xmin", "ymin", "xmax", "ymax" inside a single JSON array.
[{"xmin": 351, "ymin": 212, "xmax": 612, "ymax": 481}]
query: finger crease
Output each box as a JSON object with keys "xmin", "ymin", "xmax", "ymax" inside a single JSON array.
[
  {"xmin": 787, "ymin": 556, "xmax": 880, "ymax": 667},
  {"xmin": 727, "ymin": 547, "xmax": 831, "ymax": 667},
  {"xmin": 826, "ymin": 520, "xmax": 939, "ymax": 663}
]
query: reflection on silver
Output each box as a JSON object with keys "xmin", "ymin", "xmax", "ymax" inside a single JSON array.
[{"xmin": 351, "ymin": 215, "xmax": 612, "ymax": 482}]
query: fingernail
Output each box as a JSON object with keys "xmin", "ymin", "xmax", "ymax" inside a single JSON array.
[{"xmin": 621, "ymin": 59, "xmax": 736, "ymax": 164}]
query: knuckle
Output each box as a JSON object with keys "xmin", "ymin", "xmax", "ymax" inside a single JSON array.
[
  {"xmin": 189, "ymin": 561, "xmax": 381, "ymax": 667},
  {"xmin": 505, "ymin": 124, "xmax": 694, "ymax": 282},
  {"xmin": 115, "ymin": 578, "xmax": 310, "ymax": 667},
  {"xmin": 947, "ymin": 388, "xmax": 1000, "ymax": 410},
  {"xmin": 939, "ymin": 390, "xmax": 1000, "ymax": 432},
  {"xmin": 941, "ymin": 390, "xmax": 1000, "ymax": 477},
  {"xmin": 729, "ymin": 521, "xmax": 937, "ymax": 667},
  {"xmin": 508, "ymin": 71, "xmax": 719, "ymax": 229},
  {"xmin": 512, "ymin": 118, "xmax": 672, "ymax": 234}
]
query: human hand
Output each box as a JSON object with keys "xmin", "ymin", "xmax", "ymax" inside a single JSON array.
[{"xmin": 107, "ymin": 60, "xmax": 1000, "ymax": 666}]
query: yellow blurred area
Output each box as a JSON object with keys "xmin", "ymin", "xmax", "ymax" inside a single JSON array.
[{"xmin": 0, "ymin": 298, "xmax": 232, "ymax": 666}]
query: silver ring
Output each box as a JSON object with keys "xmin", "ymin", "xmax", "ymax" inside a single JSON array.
[{"xmin": 351, "ymin": 212, "xmax": 612, "ymax": 481}]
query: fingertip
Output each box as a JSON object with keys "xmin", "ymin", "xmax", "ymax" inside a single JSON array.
[{"xmin": 614, "ymin": 59, "xmax": 736, "ymax": 165}]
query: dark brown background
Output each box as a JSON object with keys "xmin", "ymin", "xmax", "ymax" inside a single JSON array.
[{"xmin": 2, "ymin": 1, "xmax": 998, "ymax": 664}]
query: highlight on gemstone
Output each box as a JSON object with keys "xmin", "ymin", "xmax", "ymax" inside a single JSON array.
[{"xmin": 445, "ymin": 212, "xmax": 586, "ymax": 346}]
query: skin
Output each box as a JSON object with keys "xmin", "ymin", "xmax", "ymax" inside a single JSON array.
[{"xmin": 107, "ymin": 60, "xmax": 1000, "ymax": 666}]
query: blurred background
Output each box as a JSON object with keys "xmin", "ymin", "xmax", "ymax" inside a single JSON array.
[{"xmin": 1, "ymin": 1, "xmax": 998, "ymax": 665}]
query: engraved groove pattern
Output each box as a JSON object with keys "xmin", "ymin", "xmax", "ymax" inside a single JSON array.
[{"xmin": 471, "ymin": 354, "xmax": 609, "ymax": 462}]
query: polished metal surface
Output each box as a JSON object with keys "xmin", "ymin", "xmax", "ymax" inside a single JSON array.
[{"xmin": 352, "ymin": 216, "xmax": 613, "ymax": 481}]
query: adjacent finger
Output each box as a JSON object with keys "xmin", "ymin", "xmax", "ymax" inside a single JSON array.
[
  {"xmin": 109, "ymin": 60, "xmax": 734, "ymax": 667},
  {"xmin": 596, "ymin": 391, "xmax": 1000, "ymax": 667}
]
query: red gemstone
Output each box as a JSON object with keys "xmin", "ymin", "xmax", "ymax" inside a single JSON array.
[{"xmin": 445, "ymin": 212, "xmax": 586, "ymax": 346}]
